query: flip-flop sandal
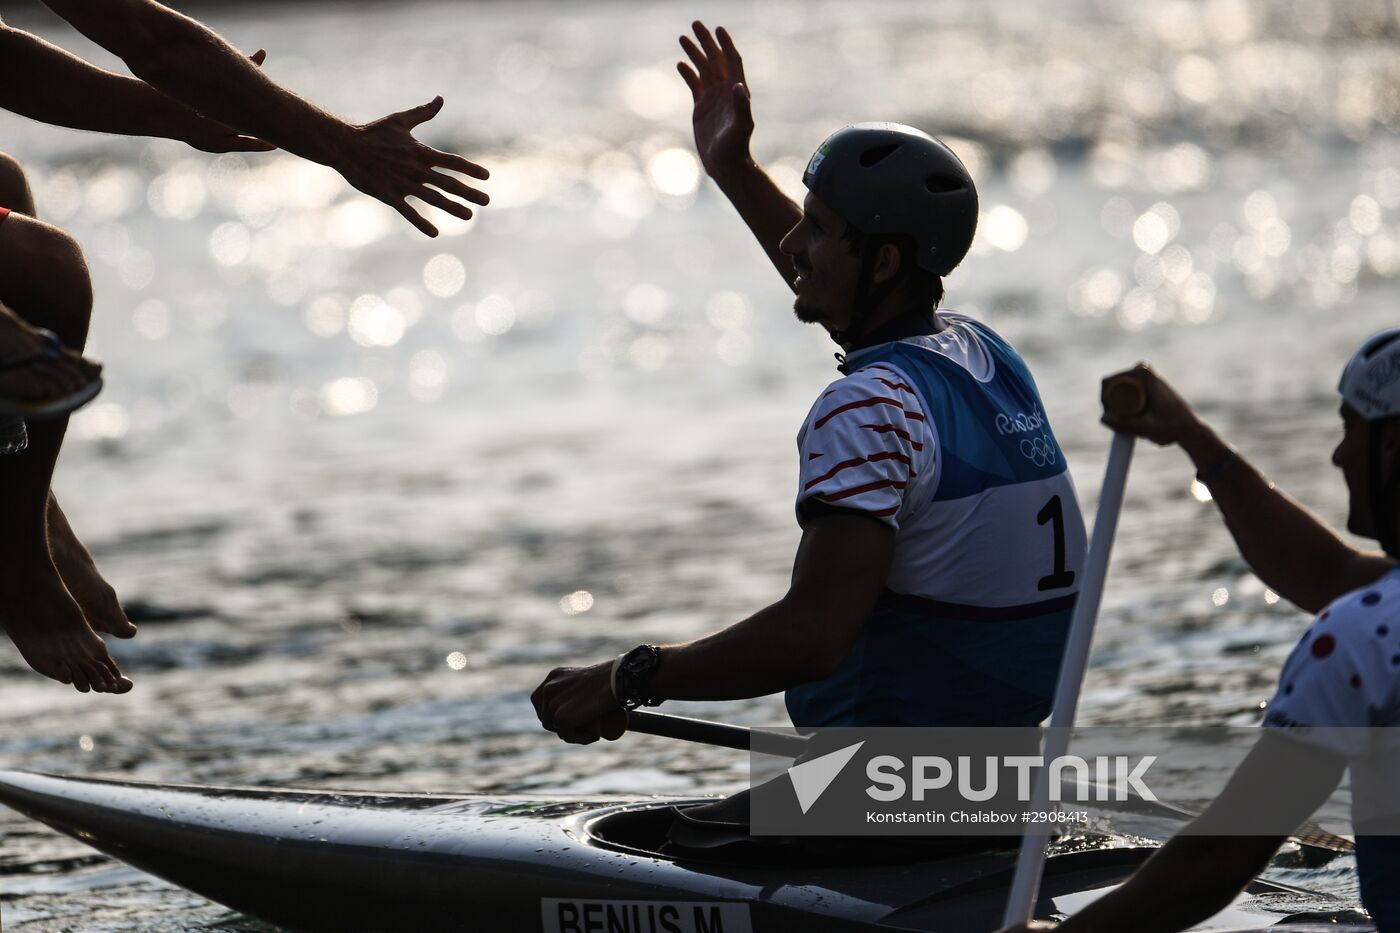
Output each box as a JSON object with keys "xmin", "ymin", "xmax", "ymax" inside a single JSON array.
[
  {"xmin": 0, "ymin": 328, "xmax": 103, "ymax": 420},
  {"xmin": 0, "ymin": 414, "xmax": 26, "ymax": 454}
]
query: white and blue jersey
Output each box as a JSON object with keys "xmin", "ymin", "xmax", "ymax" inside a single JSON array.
[
  {"xmin": 1263, "ymin": 566, "xmax": 1400, "ymax": 931},
  {"xmin": 785, "ymin": 312, "xmax": 1085, "ymax": 728}
]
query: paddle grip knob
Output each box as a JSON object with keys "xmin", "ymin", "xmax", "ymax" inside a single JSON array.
[{"xmin": 1104, "ymin": 377, "xmax": 1148, "ymax": 418}]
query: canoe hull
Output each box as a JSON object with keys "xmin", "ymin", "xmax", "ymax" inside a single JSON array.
[{"xmin": 0, "ymin": 771, "xmax": 1374, "ymax": 932}]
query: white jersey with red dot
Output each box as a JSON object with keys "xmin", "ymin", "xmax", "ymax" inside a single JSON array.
[
  {"xmin": 1263, "ymin": 566, "xmax": 1400, "ymax": 744},
  {"xmin": 1262, "ymin": 565, "xmax": 1400, "ymax": 929}
]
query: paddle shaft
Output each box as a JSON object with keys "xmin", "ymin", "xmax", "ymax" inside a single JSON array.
[
  {"xmin": 1001, "ymin": 430, "xmax": 1138, "ymax": 928},
  {"xmin": 628, "ymin": 710, "xmax": 809, "ymax": 758}
]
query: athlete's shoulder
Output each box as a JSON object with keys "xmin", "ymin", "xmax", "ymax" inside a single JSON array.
[{"xmin": 810, "ymin": 363, "xmax": 925, "ymax": 419}]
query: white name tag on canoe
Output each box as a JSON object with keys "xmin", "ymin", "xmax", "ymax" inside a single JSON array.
[{"xmin": 541, "ymin": 898, "xmax": 753, "ymax": 933}]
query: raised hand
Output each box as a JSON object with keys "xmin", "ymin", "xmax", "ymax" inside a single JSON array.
[
  {"xmin": 677, "ymin": 22, "xmax": 754, "ymax": 180},
  {"xmin": 334, "ymin": 96, "xmax": 490, "ymax": 238}
]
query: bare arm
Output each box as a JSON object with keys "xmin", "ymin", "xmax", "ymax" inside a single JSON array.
[
  {"xmin": 649, "ymin": 511, "xmax": 894, "ymax": 699},
  {"xmin": 678, "ymin": 22, "xmax": 801, "ymax": 289},
  {"xmin": 0, "ymin": 24, "xmax": 269, "ymax": 152},
  {"xmin": 1103, "ymin": 364, "xmax": 1394, "ymax": 614},
  {"xmin": 532, "ymin": 512, "xmax": 894, "ymax": 743},
  {"xmin": 41, "ymin": 0, "xmax": 488, "ymax": 236},
  {"xmin": 1048, "ymin": 733, "xmax": 1345, "ymax": 933}
]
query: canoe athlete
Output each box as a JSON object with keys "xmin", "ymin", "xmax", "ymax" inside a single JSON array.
[
  {"xmin": 533, "ymin": 22, "xmax": 1084, "ymax": 742},
  {"xmin": 1003, "ymin": 331, "xmax": 1400, "ymax": 933}
]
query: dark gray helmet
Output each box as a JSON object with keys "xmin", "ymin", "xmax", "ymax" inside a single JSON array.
[{"xmin": 802, "ymin": 123, "xmax": 978, "ymax": 277}]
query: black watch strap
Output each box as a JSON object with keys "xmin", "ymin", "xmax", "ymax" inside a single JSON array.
[{"xmin": 611, "ymin": 645, "xmax": 663, "ymax": 710}]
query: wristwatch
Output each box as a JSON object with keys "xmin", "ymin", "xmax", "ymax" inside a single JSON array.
[{"xmin": 610, "ymin": 645, "xmax": 663, "ymax": 709}]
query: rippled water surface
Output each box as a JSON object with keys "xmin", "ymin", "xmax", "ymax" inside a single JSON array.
[{"xmin": 0, "ymin": 0, "xmax": 1398, "ymax": 927}]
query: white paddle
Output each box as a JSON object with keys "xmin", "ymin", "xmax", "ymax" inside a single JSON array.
[{"xmin": 1001, "ymin": 379, "xmax": 1145, "ymax": 928}]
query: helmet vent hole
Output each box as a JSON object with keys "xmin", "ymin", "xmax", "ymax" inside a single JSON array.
[
  {"xmin": 859, "ymin": 143, "xmax": 901, "ymax": 167},
  {"xmin": 925, "ymin": 173, "xmax": 964, "ymax": 194}
]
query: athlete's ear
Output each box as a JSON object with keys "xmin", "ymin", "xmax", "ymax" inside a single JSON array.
[{"xmin": 871, "ymin": 241, "xmax": 904, "ymax": 286}]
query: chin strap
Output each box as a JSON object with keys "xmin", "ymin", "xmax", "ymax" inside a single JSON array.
[{"xmin": 830, "ymin": 239, "xmax": 906, "ymax": 356}]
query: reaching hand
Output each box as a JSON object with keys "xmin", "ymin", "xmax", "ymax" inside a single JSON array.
[
  {"xmin": 334, "ymin": 96, "xmax": 490, "ymax": 237},
  {"xmin": 1100, "ymin": 362, "xmax": 1204, "ymax": 448},
  {"xmin": 677, "ymin": 21, "xmax": 754, "ymax": 180}
]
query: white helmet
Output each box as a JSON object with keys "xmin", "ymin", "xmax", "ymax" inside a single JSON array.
[{"xmin": 1339, "ymin": 328, "xmax": 1400, "ymax": 421}]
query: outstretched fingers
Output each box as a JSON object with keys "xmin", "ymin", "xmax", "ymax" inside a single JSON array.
[
  {"xmin": 430, "ymin": 149, "xmax": 490, "ymax": 181},
  {"xmin": 393, "ymin": 199, "xmax": 439, "ymax": 238},
  {"xmin": 679, "ymin": 34, "xmax": 719, "ymax": 85},
  {"xmin": 677, "ymin": 61, "xmax": 703, "ymax": 102},
  {"xmin": 716, "ymin": 26, "xmax": 746, "ymax": 84},
  {"xmin": 693, "ymin": 22, "xmax": 727, "ymax": 80},
  {"xmin": 414, "ymin": 186, "xmax": 474, "ymax": 222},
  {"xmin": 429, "ymin": 169, "xmax": 490, "ymax": 206}
]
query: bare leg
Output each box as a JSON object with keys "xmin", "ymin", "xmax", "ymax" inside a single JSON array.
[
  {"xmin": 0, "ymin": 152, "xmax": 129, "ymax": 693},
  {"xmin": 48, "ymin": 494, "xmax": 136, "ymax": 638}
]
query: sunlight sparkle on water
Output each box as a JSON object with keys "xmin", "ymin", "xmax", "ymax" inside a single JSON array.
[
  {"xmin": 1133, "ymin": 204, "xmax": 1179, "ymax": 254},
  {"xmin": 73, "ymin": 403, "xmax": 130, "ymax": 441},
  {"xmin": 209, "ymin": 222, "xmax": 252, "ymax": 267},
  {"xmin": 148, "ymin": 167, "xmax": 208, "ymax": 221},
  {"xmin": 621, "ymin": 67, "xmax": 687, "ymax": 120},
  {"xmin": 475, "ymin": 296, "xmax": 517, "ymax": 337},
  {"xmin": 648, "ymin": 149, "xmax": 700, "ymax": 197},
  {"xmin": 622, "ymin": 284, "xmax": 669, "ymax": 325},
  {"xmin": 327, "ymin": 199, "xmax": 395, "ymax": 250},
  {"xmin": 559, "ymin": 591, "xmax": 595, "ymax": 616},
  {"xmin": 348, "ymin": 295, "xmax": 406, "ymax": 348},
  {"xmin": 320, "ymin": 378, "xmax": 378, "ymax": 417},
  {"xmin": 305, "ymin": 295, "xmax": 346, "ymax": 338},
  {"xmin": 981, "ymin": 205, "xmax": 1029, "ymax": 252},
  {"xmin": 424, "ymin": 254, "xmax": 466, "ymax": 298}
]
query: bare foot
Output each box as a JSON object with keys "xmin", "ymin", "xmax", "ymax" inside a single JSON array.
[
  {"xmin": 0, "ymin": 303, "xmax": 101, "ymax": 407},
  {"xmin": 1, "ymin": 560, "xmax": 132, "ymax": 693},
  {"xmin": 48, "ymin": 498, "xmax": 136, "ymax": 639}
]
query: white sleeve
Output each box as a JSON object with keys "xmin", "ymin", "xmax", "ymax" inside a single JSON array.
[
  {"xmin": 795, "ymin": 366, "xmax": 934, "ymax": 530},
  {"xmin": 1262, "ymin": 601, "xmax": 1398, "ymax": 758}
]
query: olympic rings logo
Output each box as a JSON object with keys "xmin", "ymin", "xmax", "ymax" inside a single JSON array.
[{"xmin": 1020, "ymin": 435, "xmax": 1057, "ymax": 468}]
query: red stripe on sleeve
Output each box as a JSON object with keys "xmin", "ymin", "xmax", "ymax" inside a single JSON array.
[
  {"xmin": 814, "ymin": 396, "xmax": 912, "ymax": 429},
  {"xmin": 804, "ymin": 451, "xmax": 914, "ymax": 491},
  {"xmin": 816, "ymin": 478, "xmax": 907, "ymax": 502},
  {"xmin": 860, "ymin": 424, "xmax": 925, "ymax": 451}
]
